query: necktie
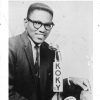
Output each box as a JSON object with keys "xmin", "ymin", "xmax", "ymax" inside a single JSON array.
[
  {"xmin": 34, "ymin": 45, "xmax": 41, "ymax": 100},
  {"xmin": 34, "ymin": 45, "xmax": 40, "ymax": 77}
]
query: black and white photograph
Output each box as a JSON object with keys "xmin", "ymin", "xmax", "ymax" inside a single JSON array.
[{"xmin": 0, "ymin": 0, "xmax": 94, "ymax": 100}]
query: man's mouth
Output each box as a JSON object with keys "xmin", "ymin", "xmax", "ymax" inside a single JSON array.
[
  {"xmin": 37, "ymin": 37, "xmax": 43, "ymax": 40},
  {"xmin": 35, "ymin": 33, "xmax": 46, "ymax": 38}
]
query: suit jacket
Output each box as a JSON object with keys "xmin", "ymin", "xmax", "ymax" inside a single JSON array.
[
  {"xmin": 9, "ymin": 31, "xmax": 82, "ymax": 100},
  {"xmin": 9, "ymin": 31, "xmax": 55, "ymax": 100}
]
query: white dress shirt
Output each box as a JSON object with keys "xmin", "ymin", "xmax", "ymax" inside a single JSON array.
[{"xmin": 28, "ymin": 36, "xmax": 40, "ymax": 64}]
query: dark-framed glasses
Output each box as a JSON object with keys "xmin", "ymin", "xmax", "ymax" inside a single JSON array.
[{"xmin": 27, "ymin": 18, "xmax": 54, "ymax": 31}]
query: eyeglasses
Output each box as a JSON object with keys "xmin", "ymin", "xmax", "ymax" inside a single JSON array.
[{"xmin": 27, "ymin": 18, "xmax": 54, "ymax": 31}]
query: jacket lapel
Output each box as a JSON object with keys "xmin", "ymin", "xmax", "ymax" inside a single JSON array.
[{"xmin": 20, "ymin": 32, "xmax": 36, "ymax": 76}]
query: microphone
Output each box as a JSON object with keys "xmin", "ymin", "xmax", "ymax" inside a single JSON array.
[{"xmin": 49, "ymin": 44, "xmax": 63, "ymax": 100}]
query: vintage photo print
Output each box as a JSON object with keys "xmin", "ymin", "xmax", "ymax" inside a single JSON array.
[{"xmin": 9, "ymin": 1, "xmax": 93, "ymax": 100}]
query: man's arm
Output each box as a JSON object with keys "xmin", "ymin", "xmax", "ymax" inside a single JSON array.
[
  {"xmin": 9, "ymin": 39, "xmax": 28, "ymax": 100},
  {"xmin": 52, "ymin": 77, "xmax": 92, "ymax": 100},
  {"xmin": 69, "ymin": 77, "xmax": 92, "ymax": 100}
]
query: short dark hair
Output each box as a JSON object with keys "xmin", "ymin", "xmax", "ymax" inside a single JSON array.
[{"xmin": 27, "ymin": 3, "xmax": 53, "ymax": 19}]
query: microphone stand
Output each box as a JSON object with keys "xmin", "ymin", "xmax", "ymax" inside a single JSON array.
[
  {"xmin": 57, "ymin": 92, "xmax": 60, "ymax": 100},
  {"xmin": 52, "ymin": 45, "xmax": 63, "ymax": 100}
]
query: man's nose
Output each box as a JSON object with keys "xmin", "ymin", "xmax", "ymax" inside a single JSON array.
[{"xmin": 39, "ymin": 25, "xmax": 46, "ymax": 33}]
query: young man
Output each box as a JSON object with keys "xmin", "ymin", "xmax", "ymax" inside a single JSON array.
[{"xmin": 9, "ymin": 3, "xmax": 91, "ymax": 100}]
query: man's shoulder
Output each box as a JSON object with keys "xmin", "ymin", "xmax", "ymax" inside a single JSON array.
[
  {"xmin": 9, "ymin": 33, "xmax": 24, "ymax": 50},
  {"xmin": 41, "ymin": 42, "xmax": 55, "ymax": 60},
  {"xmin": 9, "ymin": 34, "xmax": 21, "ymax": 43},
  {"xmin": 41, "ymin": 42, "xmax": 55, "ymax": 53}
]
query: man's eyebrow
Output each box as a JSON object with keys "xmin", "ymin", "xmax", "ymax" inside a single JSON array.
[{"xmin": 34, "ymin": 20, "xmax": 53, "ymax": 24}]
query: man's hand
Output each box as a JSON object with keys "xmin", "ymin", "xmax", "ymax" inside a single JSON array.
[
  {"xmin": 80, "ymin": 90, "xmax": 92, "ymax": 100},
  {"xmin": 68, "ymin": 77, "xmax": 92, "ymax": 100},
  {"xmin": 68, "ymin": 77, "xmax": 91, "ymax": 91}
]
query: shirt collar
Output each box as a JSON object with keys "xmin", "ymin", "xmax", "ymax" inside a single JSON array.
[{"xmin": 28, "ymin": 36, "xmax": 41, "ymax": 47}]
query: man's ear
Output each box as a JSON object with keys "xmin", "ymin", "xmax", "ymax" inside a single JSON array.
[{"xmin": 24, "ymin": 18, "xmax": 28, "ymax": 28}]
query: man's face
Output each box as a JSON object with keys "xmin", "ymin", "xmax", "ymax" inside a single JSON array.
[{"xmin": 26, "ymin": 9, "xmax": 53, "ymax": 44}]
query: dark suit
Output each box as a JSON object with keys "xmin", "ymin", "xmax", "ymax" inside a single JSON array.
[{"xmin": 9, "ymin": 31, "xmax": 82, "ymax": 100}]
